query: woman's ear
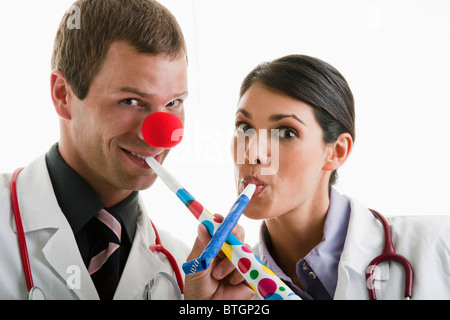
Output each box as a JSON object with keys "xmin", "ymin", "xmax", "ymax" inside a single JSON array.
[
  {"xmin": 323, "ymin": 133, "xmax": 353, "ymax": 172},
  {"xmin": 50, "ymin": 70, "xmax": 72, "ymax": 120}
]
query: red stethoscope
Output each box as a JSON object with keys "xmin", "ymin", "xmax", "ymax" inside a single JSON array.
[
  {"xmin": 10, "ymin": 167, "xmax": 184, "ymax": 300},
  {"xmin": 11, "ymin": 167, "xmax": 413, "ymax": 300}
]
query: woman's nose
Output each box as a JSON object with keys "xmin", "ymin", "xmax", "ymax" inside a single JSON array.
[{"xmin": 246, "ymin": 130, "xmax": 271, "ymax": 165}]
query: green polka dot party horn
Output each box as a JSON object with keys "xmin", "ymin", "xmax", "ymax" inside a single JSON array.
[{"xmin": 142, "ymin": 112, "xmax": 300, "ymax": 300}]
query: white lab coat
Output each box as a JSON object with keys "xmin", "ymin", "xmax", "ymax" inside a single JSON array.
[
  {"xmin": 335, "ymin": 197, "xmax": 450, "ymax": 299},
  {"xmin": 0, "ymin": 155, "xmax": 190, "ymax": 300},
  {"xmin": 252, "ymin": 195, "xmax": 450, "ymax": 300}
]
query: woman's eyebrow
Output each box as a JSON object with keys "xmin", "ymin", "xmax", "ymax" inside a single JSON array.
[
  {"xmin": 236, "ymin": 108, "xmax": 252, "ymax": 120},
  {"xmin": 236, "ymin": 109, "xmax": 307, "ymax": 126},
  {"xmin": 269, "ymin": 114, "xmax": 307, "ymax": 126}
]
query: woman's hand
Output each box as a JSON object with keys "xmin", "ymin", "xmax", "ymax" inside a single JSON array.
[{"xmin": 184, "ymin": 216, "xmax": 255, "ymax": 300}]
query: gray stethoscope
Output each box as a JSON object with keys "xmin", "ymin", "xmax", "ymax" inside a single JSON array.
[{"xmin": 11, "ymin": 168, "xmax": 182, "ymax": 300}]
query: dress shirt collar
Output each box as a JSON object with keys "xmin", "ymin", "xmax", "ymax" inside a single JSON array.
[
  {"xmin": 302, "ymin": 186, "xmax": 351, "ymax": 297},
  {"xmin": 45, "ymin": 143, "xmax": 139, "ymax": 241},
  {"xmin": 257, "ymin": 186, "xmax": 351, "ymax": 299}
]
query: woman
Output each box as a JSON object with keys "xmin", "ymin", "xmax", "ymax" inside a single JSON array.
[{"xmin": 231, "ymin": 55, "xmax": 450, "ymax": 300}]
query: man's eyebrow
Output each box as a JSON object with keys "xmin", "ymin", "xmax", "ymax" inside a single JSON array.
[
  {"xmin": 269, "ymin": 114, "xmax": 307, "ymax": 126},
  {"xmin": 175, "ymin": 91, "xmax": 189, "ymax": 99},
  {"xmin": 118, "ymin": 88, "xmax": 189, "ymax": 100},
  {"xmin": 118, "ymin": 87, "xmax": 150, "ymax": 98}
]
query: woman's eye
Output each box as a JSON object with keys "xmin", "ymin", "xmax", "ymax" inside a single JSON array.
[
  {"xmin": 235, "ymin": 121, "xmax": 255, "ymax": 135},
  {"xmin": 277, "ymin": 127, "xmax": 298, "ymax": 139}
]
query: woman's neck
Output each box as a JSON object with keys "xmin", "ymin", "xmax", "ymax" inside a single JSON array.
[{"xmin": 265, "ymin": 186, "xmax": 330, "ymax": 285}]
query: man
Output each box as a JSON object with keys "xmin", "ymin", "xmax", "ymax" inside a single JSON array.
[
  {"xmin": 0, "ymin": 0, "xmax": 189, "ymax": 299},
  {"xmin": 1, "ymin": 0, "xmax": 252, "ymax": 300}
]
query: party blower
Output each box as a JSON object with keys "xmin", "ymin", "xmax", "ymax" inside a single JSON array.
[{"xmin": 141, "ymin": 112, "xmax": 300, "ymax": 300}]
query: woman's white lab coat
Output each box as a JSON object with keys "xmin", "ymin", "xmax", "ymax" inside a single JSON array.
[
  {"xmin": 0, "ymin": 155, "xmax": 190, "ymax": 300},
  {"xmin": 335, "ymin": 197, "xmax": 450, "ymax": 299}
]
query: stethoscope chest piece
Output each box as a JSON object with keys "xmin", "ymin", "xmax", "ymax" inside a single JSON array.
[
  {"xmin": 28, "ymin": 287, "xmax": 45, "ymax": 300},
  {"xmin": 144, "ymin": 272, "xmax": 182, "ymax": 300}
]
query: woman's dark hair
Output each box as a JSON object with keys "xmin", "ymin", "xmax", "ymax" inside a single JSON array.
[{"xmin": 240, "ymin": 55, "xmax": 355, "ymax": 185}]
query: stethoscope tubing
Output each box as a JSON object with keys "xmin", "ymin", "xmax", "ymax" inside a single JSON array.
[
  {"xmin": 366, "ymin": 209, "xmax": 414, "ymax": 300},
  {"xmin": 10, "ymin": 168, "xmax": 34, "ymax": 292},
  {"xmin": 149, "ymin": 220, "xmax": 185, "ymax": 294},
  {"xmin": 10, "ymin": 167, "xmax": 414, "ymax": 300},
  {"xmin": 10, "ymin": 167, "xmax": 184, "ymax": 299}
]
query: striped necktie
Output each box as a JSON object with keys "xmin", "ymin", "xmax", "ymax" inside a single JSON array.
[{"xmin": 88, "ymin": 208, "xmax": 122, "ymax": 300}]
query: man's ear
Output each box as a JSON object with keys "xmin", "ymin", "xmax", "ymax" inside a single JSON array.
[
  {"xmin": 323, "ymin": 133, "xmax": 353, "ymax": 172},
  {"xmin": 50, "ymin": 70, "xmax": 72, "ymax": 120}
]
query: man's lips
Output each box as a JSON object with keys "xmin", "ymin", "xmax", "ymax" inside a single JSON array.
[
  {"xmin": 121, "ymin": 148, "xmax": 164, "ymax": 169},
  {"xmin": 241, "ymin": 176, "xmax": 267, "ymax": 196}
]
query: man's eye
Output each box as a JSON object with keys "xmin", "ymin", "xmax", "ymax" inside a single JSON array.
[
  {"xmin": 166, "ymin": 99, "xmax": 181, "ymax": 108},
  {"xmin": 121, "ymin": 98, "xmax": 141, "ymax": 106}
]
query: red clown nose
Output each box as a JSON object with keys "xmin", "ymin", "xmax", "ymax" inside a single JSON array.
[{"xmin": 142, "ymin": 112, "xmax": 184, "ymax": 149}]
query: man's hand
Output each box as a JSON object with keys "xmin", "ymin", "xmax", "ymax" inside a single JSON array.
[{"xmin": 184, "ymin": 216, "xmax": 255, "ymax": 300}]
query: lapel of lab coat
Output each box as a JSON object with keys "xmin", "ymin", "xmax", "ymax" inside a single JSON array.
[
  {"xmin": 114, "ymin": 198, "xmax": 157, "ymax": 299},
  {"xmin": 334, "ymin": 196, "xmax": 388, "ymax": 300},
  {"xmin": 15, "ymin": 155, "xmax": 98, "ymax": 299},
  {"xmin": 113, "ymin": 197, "xmax": 177, "ymax": 300},
  {"xmin": 15, "ymin": 155, "xmax": 179, "ymax": 300}
]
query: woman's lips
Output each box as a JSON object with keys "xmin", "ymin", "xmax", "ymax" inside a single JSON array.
[{"xmin": 241, "ymin": 176, "xmax": 267, "ymax": 196}]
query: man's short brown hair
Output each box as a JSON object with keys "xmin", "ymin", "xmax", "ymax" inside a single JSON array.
[{"xmin": 51, "ymin": 0, "xmax": 186, "ymax": 100}]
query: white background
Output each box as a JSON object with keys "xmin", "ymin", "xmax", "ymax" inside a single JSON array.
[{"xmin": 1, "ymin": 0, "xmax": 449, "ymax": 247}]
